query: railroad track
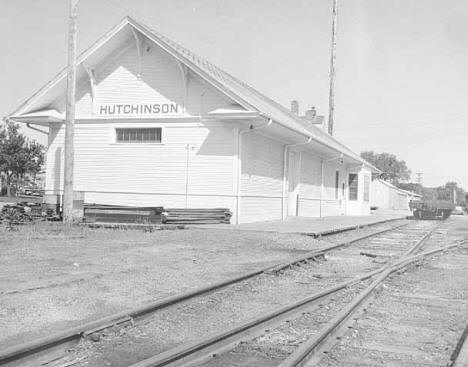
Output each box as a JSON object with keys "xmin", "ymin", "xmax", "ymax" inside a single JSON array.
[
  {"xmin": 0, "ymin": 219, "xmax": 450, "ymax": 367},
  {"xmin": 152, "ymin": 221, "xmax": 465, "ymax": 367},
  {"xmin": 302, "ymin": 237, "xmax": 468, "ymax": 367}
]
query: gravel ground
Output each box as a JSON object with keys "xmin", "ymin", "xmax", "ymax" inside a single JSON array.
[
  {"xmin": 46, "ymin": 220, "xmax": 428, "ymax": 367},
  {"xmin": 196, "ymin": 281, "xmax": 373, "ymax": 367},
  {"xmin": 0, "ymin": 220, "xmax": 406, "ymax": 350},
  {"xmin": 316, "ymin": 245, "xmax": 468, "ymax": 365},
  {"xmin": 313, "ymin": 217, "xmax": 468, "ymax": 366},
  {"xmin": 66, "ymin": 265, "xmax": 366, "ymax": 367},
  {"xmin": 172, "ymin": 218, "xmax": 465, "ymax": 367}
]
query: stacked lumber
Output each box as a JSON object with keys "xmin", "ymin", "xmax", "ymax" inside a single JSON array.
[
  {"xmin": 84, "ymin": 204, "xmax": 163, "ymax": 224},
  {"xmin": 162, "ymin": 208, "xmax": 232, "ymax": 224},
  {"xmin": 0, "ymin": 202, "xmax": 44, "ymax": 225}
]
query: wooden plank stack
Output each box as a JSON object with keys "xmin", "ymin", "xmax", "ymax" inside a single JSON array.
[
  {"xmin": 84, "ymin": 204, "xmax": 163, "ymax": 224},
  {"xmin": 162, "ymin": 208, "xmax": 232, "ymax": 224}
]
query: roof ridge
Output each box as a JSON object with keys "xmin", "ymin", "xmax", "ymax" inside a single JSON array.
[
  {"xmin": 9, "ymin": 15, "xmax": 376, "ymax": 171},
  {"xmin": 128, "ymin": 17, "xmax": 323, "ymax": 127}
]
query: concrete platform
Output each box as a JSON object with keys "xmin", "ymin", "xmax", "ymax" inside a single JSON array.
[{"xmin": 191, "ymin": 212, "xmax": 409, "ymax": 237}]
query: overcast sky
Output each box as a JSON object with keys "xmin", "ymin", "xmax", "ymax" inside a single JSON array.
[{"xmin": 0, "ymin": 0, "xmax": 466, "ymax": 188}]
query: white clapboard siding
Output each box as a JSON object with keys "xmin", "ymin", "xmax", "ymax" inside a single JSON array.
[
  {"xmin": 321, "ymin": 200, "xmax": 340, "ymax": 216},
  {"xmin": 240, "ymin": 132, "xmax": 283, "ymax": 222},
  {"xmin": 297, "ymin": 152, "xmax": 321, "ymax": 217},
  {"xmin": 72, "ymin": 41, "xmax": 231, "ymax": 118},
  {"xmin": 297, "ymin": 197, "xmax": 321, "ymax": 217},
  {"xmin": 322, "ymin": 163, "xmax": 336, "ymax": 200},
  {"xmin": 45, "ymin": 125, "xmax": 65, "ymax": 193},
  {"xmin": 298, "ymin": 152, "xmax": 321, "ymax": 199},
  {"xmin": 186, "ymin": 73, "xmax": 232, "ymax": 115},
  {"xmin": 296, "ymin": 152, "xmax": 345, "ymax": 217},
  {"xmin": 94, "ymin": 42, "xmax": 183, "ymax": 108},
  {"xmin": 45, "ymin": 122, "xmax": 237, "ymax": 209}
]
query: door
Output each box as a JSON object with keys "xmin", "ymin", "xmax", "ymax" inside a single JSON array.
[{"xmin": 288, "ymin": 151, "xmax": 301, "ymax": 216}]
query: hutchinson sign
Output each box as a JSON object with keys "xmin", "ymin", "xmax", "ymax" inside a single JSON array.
[{"xmin": 97, "ymin": 103, "xmax": 180, "ymax": 116}]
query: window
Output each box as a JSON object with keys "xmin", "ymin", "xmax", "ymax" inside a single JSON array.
[
  {"xmin": 116, "ymin": 128, "xmax": 161, "ymax": 143},
  {"xmin": 335, "ymin": 171, "xmax": 339, "ymax": 199},
  {"xmin": 363, "ymin": 175, "xmax": 370, "ymax": 202},
  {"xmin": 349, "ymin": 173, "xmax": 358, "ymax": 200}
]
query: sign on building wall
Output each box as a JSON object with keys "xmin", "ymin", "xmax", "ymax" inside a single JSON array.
[{"xmin": 96, "ymin": 103, "xmax": 181, "ymax": 116}]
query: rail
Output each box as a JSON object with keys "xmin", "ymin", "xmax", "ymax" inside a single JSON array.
[
  {"xmin": 128, "ymin": 222, "xmax": 449, "ymax": 367},
  {"xmin": 0, "ymin": 220, "xmax": 408, "ymax": 365}
]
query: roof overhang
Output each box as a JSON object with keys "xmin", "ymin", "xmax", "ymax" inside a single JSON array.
[
  {"xmin": 202, "ymin": 106, "xmax": 260, "ymax": 120},
  {"xmin": 8, "ymin": 109, "xmax": 65, "ymax": 126},
  {"xmin": 4, "ymin": 16, "xmax": 379, "ymax": 174}
]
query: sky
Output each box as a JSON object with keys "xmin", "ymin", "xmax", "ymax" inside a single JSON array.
[{"xmin": 0, "ymin": 0, "xmax": 466, "ymax": 188}]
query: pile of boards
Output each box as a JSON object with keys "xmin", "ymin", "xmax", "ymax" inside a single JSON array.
[
  {"xmin": 0, "ymin": 202, "xmax": 43, "ymax": 224},
  {"xmin": 83, "ymin": 204, "xmax": 163, "ymax": 224},
  {"xmin": 161, "ymin": 208, "xmax": 232, "ymax": 224}
]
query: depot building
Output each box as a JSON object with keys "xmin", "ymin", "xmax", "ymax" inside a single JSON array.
[{"xmin": 6, "ymin": 17, "xmax": 378, "ymax": 224}]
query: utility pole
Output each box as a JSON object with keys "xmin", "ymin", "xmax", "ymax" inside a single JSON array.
[
  {"xmin": 63, "ymin": 0, "xmax": 79, "ymax": 224},
  {"xmin": 327, "ymin": 0, "xmax": 338, "ymax": 136}
]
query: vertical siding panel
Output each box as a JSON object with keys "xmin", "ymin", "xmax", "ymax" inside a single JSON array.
[
  {"xmin": 73, "ymin": 42, "xmax": 234, "ymax": 119},
  {"xmin": 298, "ymin": 152, "xmax": 322, "ymax": 217},
  {"xmin": 45, "ymin": 125, "xmax": 64, "ymax": 193},
  {"xmin": 46, "ymin": 121, "xmax": 236, "ymax": 211},
  {"xmin": 95, "ymin": 43, "xmax": 183, "ymax": 109},
  {"xmin": 240, "ymin": 132, "xmax": 283, "ymax": 222}
]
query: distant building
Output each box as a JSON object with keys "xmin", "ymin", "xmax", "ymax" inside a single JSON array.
[
  {"xmin": 371, "ymin": 179, "xmax": 422, "ymax": 211},
  {"xmin": 6, "ymin": 17, "xmax": 378, "ymax": 223}
]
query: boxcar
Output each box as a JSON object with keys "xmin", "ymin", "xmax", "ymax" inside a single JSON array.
[{"xmin": 409, "ymin": 200, "xmax": 455, "ymax": 220}]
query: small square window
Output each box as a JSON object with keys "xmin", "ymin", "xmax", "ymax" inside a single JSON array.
[{"xmin": 116, "ymin": 128, "xmax": 161, "ymax": 143}]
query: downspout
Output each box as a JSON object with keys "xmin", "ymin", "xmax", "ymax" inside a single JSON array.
[
  {"xmin": 236, "ymin": 119, "xmax": 273, "ymax": 224},
  {"xmin": 282, "ymin": 137, "xmax": 312, "ymax": 220},
  {"xmin": 320, "ymin": 158, "xmax": 324, "ymax": 218}
]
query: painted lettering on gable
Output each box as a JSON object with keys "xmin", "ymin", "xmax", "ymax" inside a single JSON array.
[{"xmin": 97, "ymin": 103, "xmax": 180, "ymax": 116}]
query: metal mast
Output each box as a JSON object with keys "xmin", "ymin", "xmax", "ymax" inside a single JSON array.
[{"xmin": 327, "ymin": 0, "xmax": 338, "ymax": 136}]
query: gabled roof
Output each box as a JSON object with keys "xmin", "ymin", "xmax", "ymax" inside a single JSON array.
[
  {"xmin": 7, "ymin": 16, "xmax": 375, "ymax": 170},
  {"xmin": 374, "ymin": 179, "xmax": 422, "ymax": 198}
]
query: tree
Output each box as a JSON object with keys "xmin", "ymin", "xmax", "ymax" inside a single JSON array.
[
  {"xmin": 397, "ymin": 182, "xmax": 423, "ymax": 195},
  {"xmin": 0, "ymin": 121, "xmax": 45, "ymax": 196},
  {"xmin": 360, "ymin": 151, "xmax": 411, "ymax": 184},
  {"xmin": 409, "ymin": 181, "xmax": 467, "ymax": 204},
  {"xmin": 434, "ymin": 181, "xmax": 466, "ymax": 205}
]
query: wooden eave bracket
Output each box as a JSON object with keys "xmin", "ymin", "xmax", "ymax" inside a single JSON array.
[
  {"xmin": 176, "ymin": 61, "xmax": 189, "ymax": 112},
  {"xmin": 131, "ymin": 28, "xmax": 144, "ymax": 80},
  {"xmin": 83, "ymin": 64, "xmax": 97, "ymax": 110}
]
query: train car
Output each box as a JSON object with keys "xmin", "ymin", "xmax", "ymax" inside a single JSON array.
[{"xmin": 409, "ymin": 200, "xmax": 455, "ymax": 220}]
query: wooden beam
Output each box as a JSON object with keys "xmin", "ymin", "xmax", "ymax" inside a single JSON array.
[
  {"xmin": 83, "ymin": 64, "xmax": 96, "ymax": 112},
  {"xmin": 63, "ymin": 0, "xmax": 79, "ymax": 224},
  {"xmin": 131, "ymin": 28, "xmax": 144, "ymax": 79},
  {"xmin": 176, "ymin": 60, "xmax": 189, "ymax": 113}
]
